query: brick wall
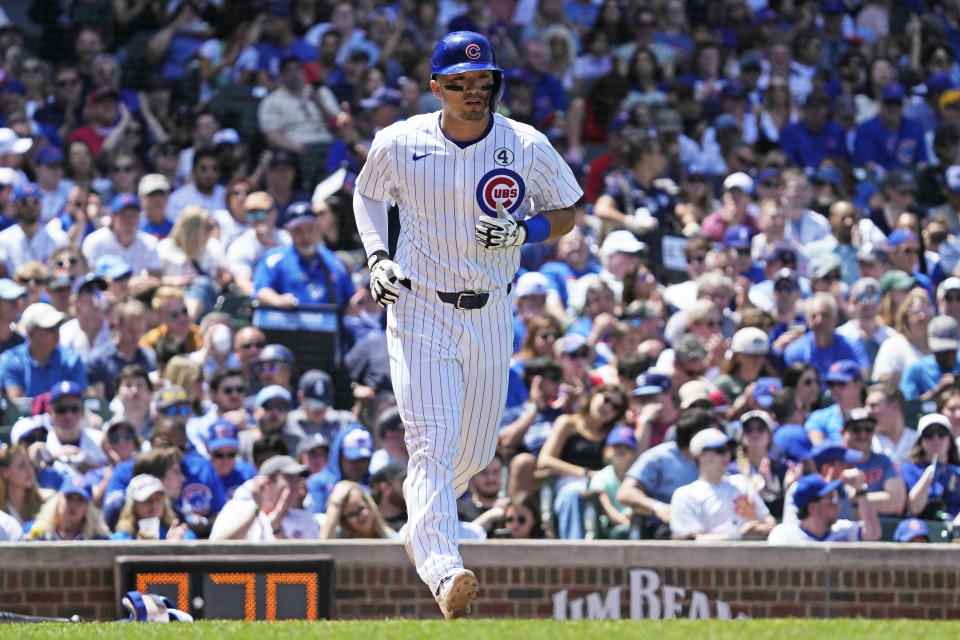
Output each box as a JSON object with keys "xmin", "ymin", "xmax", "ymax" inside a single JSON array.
[{"xmin": 1, "ymin": 541, "xmax": 959, "ymax": 620}]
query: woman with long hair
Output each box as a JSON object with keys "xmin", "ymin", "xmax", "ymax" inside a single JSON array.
[
  {"xmin": 0, "ymin": 444, "xmax": 52, "ymax": 526},
  {"xmin": 757, "ymin": 74, "xmax": 795, "ymax": 144},
  {"xmin": 514, "ymin": 315, "xmax": 564, "ymax": 363},
  {"xmin": 27, "ymin": 478, "xmax": 110, "ymax": 540},
  {"xmin": 730, "ymin": 411, "xmax": 792, "ymax": 519},
  {"xmin": 782, "ymin": 362, "xmax": 821, "ymax": 418},
  {"xmin": 157, "ymin": 205, "xmax": 229, "ymax": 320},
  {"xmin": 872, "ymin": 289, "xmax": 933, "ymax": 388},
  {"xmin": 212, "ymin": 176, "xmax": 254, "ymax": 247},
  {"xmin": 504, "ymin": 491, "xmax": 548, "ymax": 539},
  {"xmin": 901, "ymin": 414, "xmax": 960, "ymax": 523},
  {"xmin": 854, "ymin": 56, "xmax": 895, "ymax": 124},
  {"xmin": 537, "ymin": 384, "xmax": 627, "ymax": 538},
  {"xmin": 111, "ymin": 474, "xmax": 194, "ymax": 540},
  {"xmin": 320, "ymin": 480, "xmax": 395, "ymax": 539}
]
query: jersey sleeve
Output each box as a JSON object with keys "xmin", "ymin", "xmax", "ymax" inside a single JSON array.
[
  {"xmin": 527, "ymin": 139, "xmax": 583, "ymax": 213},
  {"xmin": 355, "ymin": 130, "xmax": 396, "ymax": 202}
]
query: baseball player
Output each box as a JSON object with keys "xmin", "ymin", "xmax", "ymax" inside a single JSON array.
[{"xmin": 353, "ymin": 31, "xmax": 581, "ymax": 618}]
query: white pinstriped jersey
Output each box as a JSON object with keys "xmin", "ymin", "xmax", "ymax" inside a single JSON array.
[{"xmin": 355, "ymin": 112, "xmax": 582, "ymax": 292}]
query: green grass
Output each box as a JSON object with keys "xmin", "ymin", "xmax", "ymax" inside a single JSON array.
[{"xmin": 4, "ymin": 619, "xmax": 960, "ymax": 640}]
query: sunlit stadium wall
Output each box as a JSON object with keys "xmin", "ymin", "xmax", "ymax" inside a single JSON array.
[{"xmin": 0, "ymin": 540, "xmax": 958, "ymax": 620}]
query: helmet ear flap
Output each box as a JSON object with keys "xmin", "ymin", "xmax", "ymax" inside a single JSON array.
[{"xmin": 489, "ymin": 71, "xmax": 503, "ymax": 111}]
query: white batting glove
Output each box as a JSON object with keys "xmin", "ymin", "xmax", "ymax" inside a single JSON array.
[
  {"xmin": 368, "ymin": 252, "xmax": 406, "ymax": 308},
  {"xmin": 475, "ymin": 202, "xmax": 527, "ymax": 249}
]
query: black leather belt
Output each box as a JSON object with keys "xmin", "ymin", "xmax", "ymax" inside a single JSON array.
[{"xmin": 400, "ymin": 280, "xmax": 511, "ymax": 310}]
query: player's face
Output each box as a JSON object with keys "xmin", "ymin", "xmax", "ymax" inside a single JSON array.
[{"xmin": 432, "ymin": 70, "xmax": 493, "ymax": 122}]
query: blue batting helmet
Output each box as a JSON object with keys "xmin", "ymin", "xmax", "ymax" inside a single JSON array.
[{"xmin": 431, "ymin": 31, "xmax": 503, "ymax": 107}]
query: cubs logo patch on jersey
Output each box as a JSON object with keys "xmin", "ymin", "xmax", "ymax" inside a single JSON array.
[{"xmin": 475, "ymin": 168, "xmax": 525, "ymax": 217}]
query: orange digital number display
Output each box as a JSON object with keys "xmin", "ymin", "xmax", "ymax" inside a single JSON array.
[
  {"xmin": 135, "ymin": 572, "xmax": 189, "ymax": 612},
  {"xmin": 265, "ymin": 573, "xmax": 319, "ymax": 621},
  {"xmin": 209, "ymin": 573, "xmax": 257, "ymax": 620}
]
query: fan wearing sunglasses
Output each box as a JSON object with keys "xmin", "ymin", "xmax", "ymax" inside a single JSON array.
[
  {"xmin": 836, "ymin": 277, "xmax": 895, "ymax": 371},
  {"xmin": 139, "ymin": 286, "xmax": 203, "ymax": 353},
  {"xmin": 840, "ymin": 408, "xmax": 906, "ymax": 517},
  {"xmin": 205, "ymin": 419, "xmax": 256, "ymax": 500},
  {"xmin": 900, "ymin": 315, "xmax": 960, "ymax": 402},
  {"xmin": 44, "ymin": 380, "xmax": 107, "ymax": 473},
  {"xmin": 902, "ymin": 414, "xmax": 960, "ymax": 524}
]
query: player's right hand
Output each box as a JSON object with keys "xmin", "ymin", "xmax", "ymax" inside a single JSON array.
[{"xmin": 369, "ymin": 254, "xmax": 406, "ymax": 308}]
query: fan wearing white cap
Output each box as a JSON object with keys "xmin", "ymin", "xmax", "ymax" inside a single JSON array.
[
  {"xmin": 716, "ymin": 327, "xmax": 774, "ymax": 419},
  {"xmin": 670, "ymin": 427, "xmax": 775, "ymax": 540},
  {"xmin": 110, "ymin": 474, "xmax": 196, "ymax": 541},
  {"xmin": 900, "ymin": 413, "xmax": 960, "ymax": 525},
  {"xmin": 901, "ymin": 315, "xmax": 960, "ymax": 402},
  {"xmin": 937, "ymin": 277, "xmax": 960, "ymax": 322}
]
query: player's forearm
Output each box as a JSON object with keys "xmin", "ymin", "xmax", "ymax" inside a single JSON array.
[
  {"xmin": 354, "ymin": 191, "xmax": 389, "ymax": 256},
  {"xmin": 538, "ymin": 206, "xmax": 576, "ymax": 241}
]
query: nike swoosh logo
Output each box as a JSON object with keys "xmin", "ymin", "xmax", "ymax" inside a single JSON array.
[{"xmin": 412, "ymin": 152, "xmax": 431, "ymax": 161}]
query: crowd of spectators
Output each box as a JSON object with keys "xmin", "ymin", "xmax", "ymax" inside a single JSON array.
[{"xmin": 4, "ymin": 0, "xmax": 960, "ymax": 546}]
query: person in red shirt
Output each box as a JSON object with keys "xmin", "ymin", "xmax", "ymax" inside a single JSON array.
[{"xmin": 66, "ymin": 88, "xmax": 119, "ymax": 158}]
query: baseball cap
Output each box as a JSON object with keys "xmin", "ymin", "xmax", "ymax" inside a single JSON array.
[
  {"xmin": 21, "ymin": 302, "xmax": 66, "ymax": 330},
  {"xmin": 154, "ymin": 385, "xmax": 189, "ymax": 411},
  {"xmin": 770, "ymin": 424, "xmax": 813, "ymax": 463},
  {"xmin": 255, "ymin": 343, "xmax": 295, "ymax": 366},
  {"xmin": 928, "ymin": 315, "xmax": 960, "ymax": 352},
  {"xmin": 49, "ymin": 380, "xmax": 84, "ymax": 403},
  {"xmin": 844, "ymin": 407, "xmax": 877, "ymax": 428},
  {"xmin": 94, "ymin": 255, "xmax": 132, "ymax": 280},
  {"xmin": 87, "ymin": 87, "xmax": 119, "ymax": 103},
  {"xmin": 284, "ymin": 201, "xmax": 316, "ymax": 228},
  {"xmin": 555, "ymin": 334, "xmax": 588, "ymax": 357},
  {"xmin": 0, "ymin": 167, "xmax": 16, "ymax": 187},
  {"xmin": 360, "ymin": 87, "xmax": 403, "ymax": 111},
  {"xmin": 809, "ymin": 442, "xmax": 863, "ymax": 467},
  {"xmin": 756, "ymin": 168, "xmax": 781, "ymax": 186},
  {"xmin": 0, "ymin": 278, "xmax": 26, "ymax": 300},
  {"xmin": 807, "ymin": 253, "xmax": 842, "ymax": 280},
  {"xmin": 722, "ymin": 224, "xmax": 753, "ymax": 250},
  {"xmin": 689, "ymin": 427, "xmax": 732, "ymax": 457},
  {"xmin": 605, "ymin": 425, "xmax": 638, "ymax": 449},
  {"xmin": 211, "ymin": 128, "xmax": 240, "ymax": 146},
  {"xmin": 72, "ymin": 273, "xmax": 107, "ymax": 296},
  {"xmin": 793, "ymin": 473, "xmax": 845, "ymax": 510},
  {"xmin": 825, "ymin": 359, "xmax": 862, "ymax": 384},
  {"xmin": 938, "ymin": 277, "xmax": 960, "ymax": 301},
  {"xmin": 722, "ymin": 82, "xmax": 747, "ymax": 100},
  {"xmin": 740, "ymin": 50, "xmax": 763, "ymax": 70},
  {"xmin": 773, "ymin": 267, "xmax": 799, "ymax": 284},
  {"xmin": 599, "ymin": 230, "xmax": 646, "ymax": 258},
  {"xmin": 341, "ymin": 429, "xmax": 373, "ymax": 461},
  {"xmin": 259, "ymin": 454, "xmax": 308, "ymax": 476},
  {"xmin": 917, "ymin": 413, "xmax": 952, "ymax": 438},
  {"xmin": 103, "ymin": 416, "xmax": 136, "ymax": 438},
  {"xmin": 126, "ymin": 474, "xmax": 165, "ymax": 503},
  {"xmin": 632, "ymin": 372, "xmax": 672, "ymax": 397},
  {"xmin": 13, "ymin": 182, "xmax": 42, "ymax": 203},
  {"xmin": 887, "ymin": 229, "xmax": 918, "ymax": 248},
  {"xmin": 138, "ymin": 173, "xmax": 171, "ymax": 197},
  {"xmin": 206, "ymin": 418, "xmax": 240, "ymax": 452},
  {"xmin": 722, "ymin": 171, "xmax": 753, "ymax": 193},
  {"xmin": 894, "ymin": 518, "xmax": 931, "ymax": 543},
  {"xmin": 0, "ymin": 127, "xmax": 32, "ymax": 155},
  {"xmin": 882, "ymin": 82, "xmax": 906, "ymax": 101},
  {"xmin": 752, "ymin": 377, "xmax": 782, "ymax": 408},
  {"xmin": 850, "ymin": 277, "xmax": 881, "ymax": 302},
  {"xmin": 10, "ymin": 418, "xmax": 46, "ymax": 445},
  {"xmin": 887, "ymin": 169, "xmax": 917, "ymax": 193},
  {"xmin": 59, "ymin": 475, "xmax": 92, "ymax": 501},
  {"xmin": 244, "ymin": 191, "xmax": 274, "ymax": 212},
  {"xmin": 822, "ymin": 0, "xmax": 845, "ymax": 14},
  {"xmin": 947, "ymin": 166, "xmax": 960, "ymax": 194},
  {"xmin": 811, "ymin": 166, "xmax": 842, "ymax": 186},
  {"xmin": 295, "ymin": 433, "xmax": 330, "ymax": 457},
  {"xmin": 255, "ymin": 384, "xmax": 292, "ymax": 408},
  {"xmin": 731, "ymin": 327, "xmax": 769, "ymax": 355},
  {"xmin": 879, "ymin": 269, "xmax": 916, "ymax": 293},
  {"xmin": 857, "ymin": 242, "xmax": 890, "ymax": 264},
  {"xmin": 938, "ymin": 89, "xmax": 960, "ymax": 110},
  {"xmin": 654, "ymin": 108, "xmax": 683, "ymax": 134},
  {"xmin": 269, "ymin": 150, "xmax": 297, "ymax": 168},
  {"xmin": 515, "ymin": 272, "xmax": 550, "ymax": 298},
  {"xmin": 299, "ymin": 369, "xmax": 333, "ymax": 409},
  {"xmin": 679, "ymin": 380, "xmax": 713, "ymax": 409},
  {"xmin": 33, "ymin": 146, "xmax": 63, "ymax": 165},
  {"xmin": 740, "ymin": 409, "xmax": 774, "ymax": 431},
  {"xmin": 713, "ymin": 113, "xmax": 740, "ymax": 133},
  {"xmin": 109, "ymin": 193, "xmax": 140, "ymax": 214},
  {"xmin": 928, "ymin": 72, "xmax": 957, "ymax": 95}
]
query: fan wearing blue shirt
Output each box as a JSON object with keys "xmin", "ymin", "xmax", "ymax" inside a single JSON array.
[
  {"xmin": 0, "ymin": 302, "xmax": 86, "ymax": 400},
  {"xmin": 901, "ymin": 315, "xmax": 960, "ymax": 401},
  {"xmin": 205, "ymin": 418, "xmax": 257, "ymax": 500},
  {"xmin": 779, "ymin": 89, "xmax": 849, "ymax": 169},
  {"xmin": 853, "ymin": 82, "xmax": 928, "ymax": 171},
  {"xmin": 253, "ymin": 202, "xmax": 354, "ymax": 308},
  {"xmin": 803, "ymin": 360, "xmax": 867, "ymax": 445},
  {"xmin": 784, "ymin": 293, "xmax": 870, "ymax": 387}
]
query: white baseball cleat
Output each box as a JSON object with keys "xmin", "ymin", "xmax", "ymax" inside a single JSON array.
[{"xmin": 435, "ymin": 569, "xmax": 478, "ymax": 619}]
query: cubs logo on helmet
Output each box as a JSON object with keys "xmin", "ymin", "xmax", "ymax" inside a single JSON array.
[
  {"xmin": 465, "ymin": 43, "xmax": 481, "ymax": 59},
  {"xmin": 476, "ymin": 169, "xmax": 525, "ymax": 217}
]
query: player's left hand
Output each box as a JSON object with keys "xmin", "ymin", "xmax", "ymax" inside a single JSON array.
[{"xmin": 475, "ymin": 202, "xmax": 527, "ymax": 249}]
